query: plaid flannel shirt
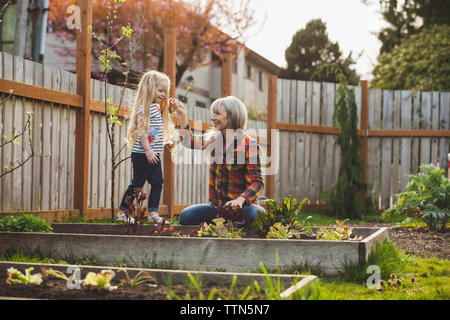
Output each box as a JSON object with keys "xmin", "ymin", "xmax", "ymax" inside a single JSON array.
[{"xmin": 179, "ymin": 125, "xmax": 264, "ymax": 207}]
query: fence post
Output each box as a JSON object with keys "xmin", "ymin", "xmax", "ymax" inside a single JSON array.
[
  {"xmin": 222, "ymin": 52, "xmax": 233, "ymax": 96},
  {"xmin": 360, "ymin": 80, "xmax": 369, "ymax": 198},
  {"xmin": 163, "ymin": 27, "xmax": 176, "ymax": 218},
  {"xmin": 74, "ymin": 0, "xmax": 92, "ymax": 214},
  {"xmin": 266, "ymin": 75, "xmax": 277, "ymax": 200}
]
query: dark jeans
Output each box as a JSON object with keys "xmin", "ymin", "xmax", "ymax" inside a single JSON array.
[
  {"xmin": 119, "ymin": 153, "xmax": 163, "ymax": 213},
  {"xmin": 179, "ymin": 203, "xmax": 266, "ymax": 225}
]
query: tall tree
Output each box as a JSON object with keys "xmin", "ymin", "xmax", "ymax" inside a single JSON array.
[
  {"xmin": 280, "ymin": 19, "xmax": 359, "ymax": 85},
  {"xmin": 47, "ymin": 0, "xmax": 258, "ymax": 85},
  {"xmin": 371, "ymin": 24, "xmax": 450, "ymax": 91},
  {"xmin": 363, "ymin": 0, "xmax": 450, "ymax": 54}
]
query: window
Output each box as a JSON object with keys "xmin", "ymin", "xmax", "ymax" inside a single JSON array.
[
  {"xmin": 258, "ymin": 71, "xmax": 263, "ymax": 91},
  {"xmin": 232, "ymin": 59, "xmax": 237, "ymax": 74},
  {"xmin": 246, "ymin": 64, "xmax": 252, "ymax": 79},
  {"xmin": 0, "ymin": 1, "xmax": 17, "ymax": 54},
  {"xmin": 195, "ymin": 101, "xmax": 206, "ymax": 108}
]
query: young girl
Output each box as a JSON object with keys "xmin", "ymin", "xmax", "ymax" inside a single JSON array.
[{"xmin": 117, "ymin": 70, "xmax": 176, "ymax": 224}]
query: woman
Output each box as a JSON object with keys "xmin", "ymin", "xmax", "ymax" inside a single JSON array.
[{"xmin": 170, "ymin": 96, "xmax": 266, "ymax": 225}]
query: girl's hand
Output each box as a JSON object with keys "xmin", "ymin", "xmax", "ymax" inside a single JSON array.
[
  {"xmin": 170, "ymin": 98, "xmax": 188, "ymax": 122},
  {"xmin": 145, "ymin": 149, "xmax": 159, "ymax": 164},
  {"xmin": 225, "ymin": 196, "xmax": 246, "ymax": 209}
]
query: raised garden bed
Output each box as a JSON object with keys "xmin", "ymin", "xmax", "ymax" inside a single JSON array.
[
  {"xmin": 0, "ymin": 224, "xmax": 389, "ymax": 275},
  {"xmin": 0, "ymin": 261, "xmax": 316, "ymax": 300}
]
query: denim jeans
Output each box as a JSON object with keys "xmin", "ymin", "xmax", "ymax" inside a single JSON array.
[
  {"xmin": 119, "ymin": 153, "xmax": 163, "ymax": 213},
  {"xmin": 178, "ymin": 203, "xmax": 266, "ymax": 225}
]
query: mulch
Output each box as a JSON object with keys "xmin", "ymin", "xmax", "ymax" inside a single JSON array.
[{"xmin": 350, "ymin": 222, "xmax": 449, "ymax": 260}]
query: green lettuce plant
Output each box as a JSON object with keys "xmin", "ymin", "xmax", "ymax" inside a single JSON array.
[
  {"xmin": 383, "ymin": 164, "xmax": 450, "ymax": 232},
  {"xmin": 0, "ymin": 214, "xmax": 53, "ymax": 233}
]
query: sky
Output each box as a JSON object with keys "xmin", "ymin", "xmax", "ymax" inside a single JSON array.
[{"xmin": 239, "ymin": 0, "xmax": 388, "ymax": 80}]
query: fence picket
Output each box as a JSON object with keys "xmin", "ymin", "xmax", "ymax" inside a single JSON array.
[
  {"xmin": 400, "ymin": 90, "xmax": 412, "ymax": 189},
  {"xmin": 381, "ymin": 90, "xmax": 393, "ymax": 209}
]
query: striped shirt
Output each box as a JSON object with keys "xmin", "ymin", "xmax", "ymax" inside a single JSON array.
[{"xmin": 131, "ymin": 104, "xmax": 164, "ymax": 154}]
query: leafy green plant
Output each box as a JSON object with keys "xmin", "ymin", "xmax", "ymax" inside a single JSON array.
[
  {"xmin": 40, "ymin": 267, "xmax": 69, "ymax": 281},
  {"xmin": 383, "ymin": 164, "xmax": 450, "ymax": 232},
  {"xmin": 6, "ymin": 267, "xmax": 43, "ymax": 285},
  {"xmin": 117, "ymin": 269, "xmax": 156, "ymax": 287},
  {"xmin": 266, "ymin": 222, "xmax": 299, "ymax": 239},
  {"xmin": 83, "ymin": 270, "xmax": 118, "ymax": 291},
  {"xmin": 0, "ymin": 214, "xmax": 53, "ymax": 233},
  {"xmin": 255, "ymin": 196, "xmax": 309, "ymax": 235},
  {"xmin": 196, "ymin": 218, "xmax": 244, "ymax": 239},
  {"xmin": 316, "ymin": 219, "xmax": 363, "ymax": 241}
]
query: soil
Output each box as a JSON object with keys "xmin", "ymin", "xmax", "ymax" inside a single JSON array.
[
  {"xmin": 349, "ymin": 222, "xmax": 449, "ymax": 260},
  {"xmin": 0, "ymin": 271, "xmax": 199, "ymax": 300}
]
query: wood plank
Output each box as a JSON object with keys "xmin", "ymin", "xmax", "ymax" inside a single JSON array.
[
  {"xmin": 322, "ymin": 82, "xmax": 336, "ymax": 193},
  {"xmin": 59, "ymin": 70, "xmax": 71, "ymax": 209},
  {"xmin": 22, "ymin": 59, "xmax": 34, "ymax": 210},
  {"xmin": 1, "ymin": 53, "xmax": 14, "ymax": 210},
  {"xmin": 265, "ymin": 76, "xmax": 278, "ymax": 198},
  {"xmin": 400, "ymin": 90, "xmax": 412, "ymax": 190},
  {"xmin": 31, "ymin": 61, "xmax": 43, "ymax": 210},
  {"xmin": 295, "ymin": 81, "xmax": 306, "ymax": 200},
  {"xmin": 50, "ymin": 67, "xmax": 61, "ymax": 210},
  {"xmin": 381, "ymin": 90, "xmax": 393, "ymax": 209},
  {"xmin": 303, "ymin": 81, "xmax": 312, "ymax": 204},
  {"xmin": 98, "ymin": 84, "xmax": 107, "ymax": 208},
  {"xmin": 391, "ymin": 91, "xmax": 401, "ymax": 197},
  {"xmin": 274, "ymin": 79, "xmax": 283, "ymax": 200},
  {"xmin": 430, "ymin": 92, "xmax": 439, "ymax": 165},
  {"xmin": 411, "ymin": 91, "xmax": 421, "ymax": 174},
  {"xmin": 367, "ymin": 89, "xmax": 382, "ymax": 208},
  {"xmin": 439, "ymin": 92, "xmax": 449, "ymax": 174},
  {"xmin": 288, "ymin": 80, "xmax": 297, "ymax": 198},
  {"xmin": 163, "ymin": 27, "xmax": 176, "ymax": 217},
  {"xmin": 74, "ymin": 0, "xmax": 93, "ymax": 214},
  {"xmin": 67, "ymin": 72, "xmax": 77, "ymax": 209},
  {"xmin": 420, "ymin": 92, "xmax": 432, "ymax": 168},
  {"xmin": 309, "ymin": 81, "xmax": 321, "ymax": 203},
  {"xmin": 40, "ymin": 66, "xmax": 52, "ymax": 210},
  {"xmin": 12, "ymin": 55, "xmax": 24, "ymax": 209},
  {"xmin": 359, "ymin": 81, "xmax": 369, "ymax": 188},
  {"xmin": 0, "ymin": 78, "xmax": 82, "ymax": 108}
]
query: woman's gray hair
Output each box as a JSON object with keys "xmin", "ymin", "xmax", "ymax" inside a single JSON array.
[{"xmin": 211, "ymin": 96, "xmax": 248, "ymax": 131}]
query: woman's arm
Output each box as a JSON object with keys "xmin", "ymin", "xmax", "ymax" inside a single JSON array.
[{"xmin": 170, "ymin": 98, "xmax": 205, "ymax": 150}]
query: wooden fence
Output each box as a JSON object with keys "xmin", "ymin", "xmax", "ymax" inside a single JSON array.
[
  {"xmin": 273, "ymin": 79, "xmax": 449, "ymax": 209},
  {"xmin": 0, "ymin": 52, "xmax": 266, "ymax": 212},
  {"xmin": 0, "ymin": 51, "xmax": 449, "ymax": 215}
]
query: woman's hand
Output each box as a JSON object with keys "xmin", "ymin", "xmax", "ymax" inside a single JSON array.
[
  {"xmin": 145, "ymin": 149, "xmax": 159, "ymax": 165},
  {"xmin": 169, "ymin": 97, "xmax": 188, "ymax": 128},
  {"xmin": 225, "ymin": 196, "xmax": 246, "ymax": 209}
]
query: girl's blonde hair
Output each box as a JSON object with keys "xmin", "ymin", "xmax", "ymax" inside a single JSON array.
[
  {"xmin": 204, "ymin": 96, "xmax": 248, "ymax": 145},
  {"xmin": 127, "ymin": 70, "xmax": 175, "ymax": 148}
]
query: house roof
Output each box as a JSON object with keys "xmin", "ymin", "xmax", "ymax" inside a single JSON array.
[{"xmin": 245, "ymin": 48, "xmax": 281, "ymax": 75}]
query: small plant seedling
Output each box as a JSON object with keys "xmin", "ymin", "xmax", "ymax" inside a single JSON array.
[
  {"xmin": 6, "ymin": 267, "xmax": 43, "ymax": 285},
  {"xmin": 83, "ymin": 270, "xmax": 118, "ymax": 291},
  {"xmin": 117, "ymin": 269, "xmax": 156, "ymax": 287}
]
